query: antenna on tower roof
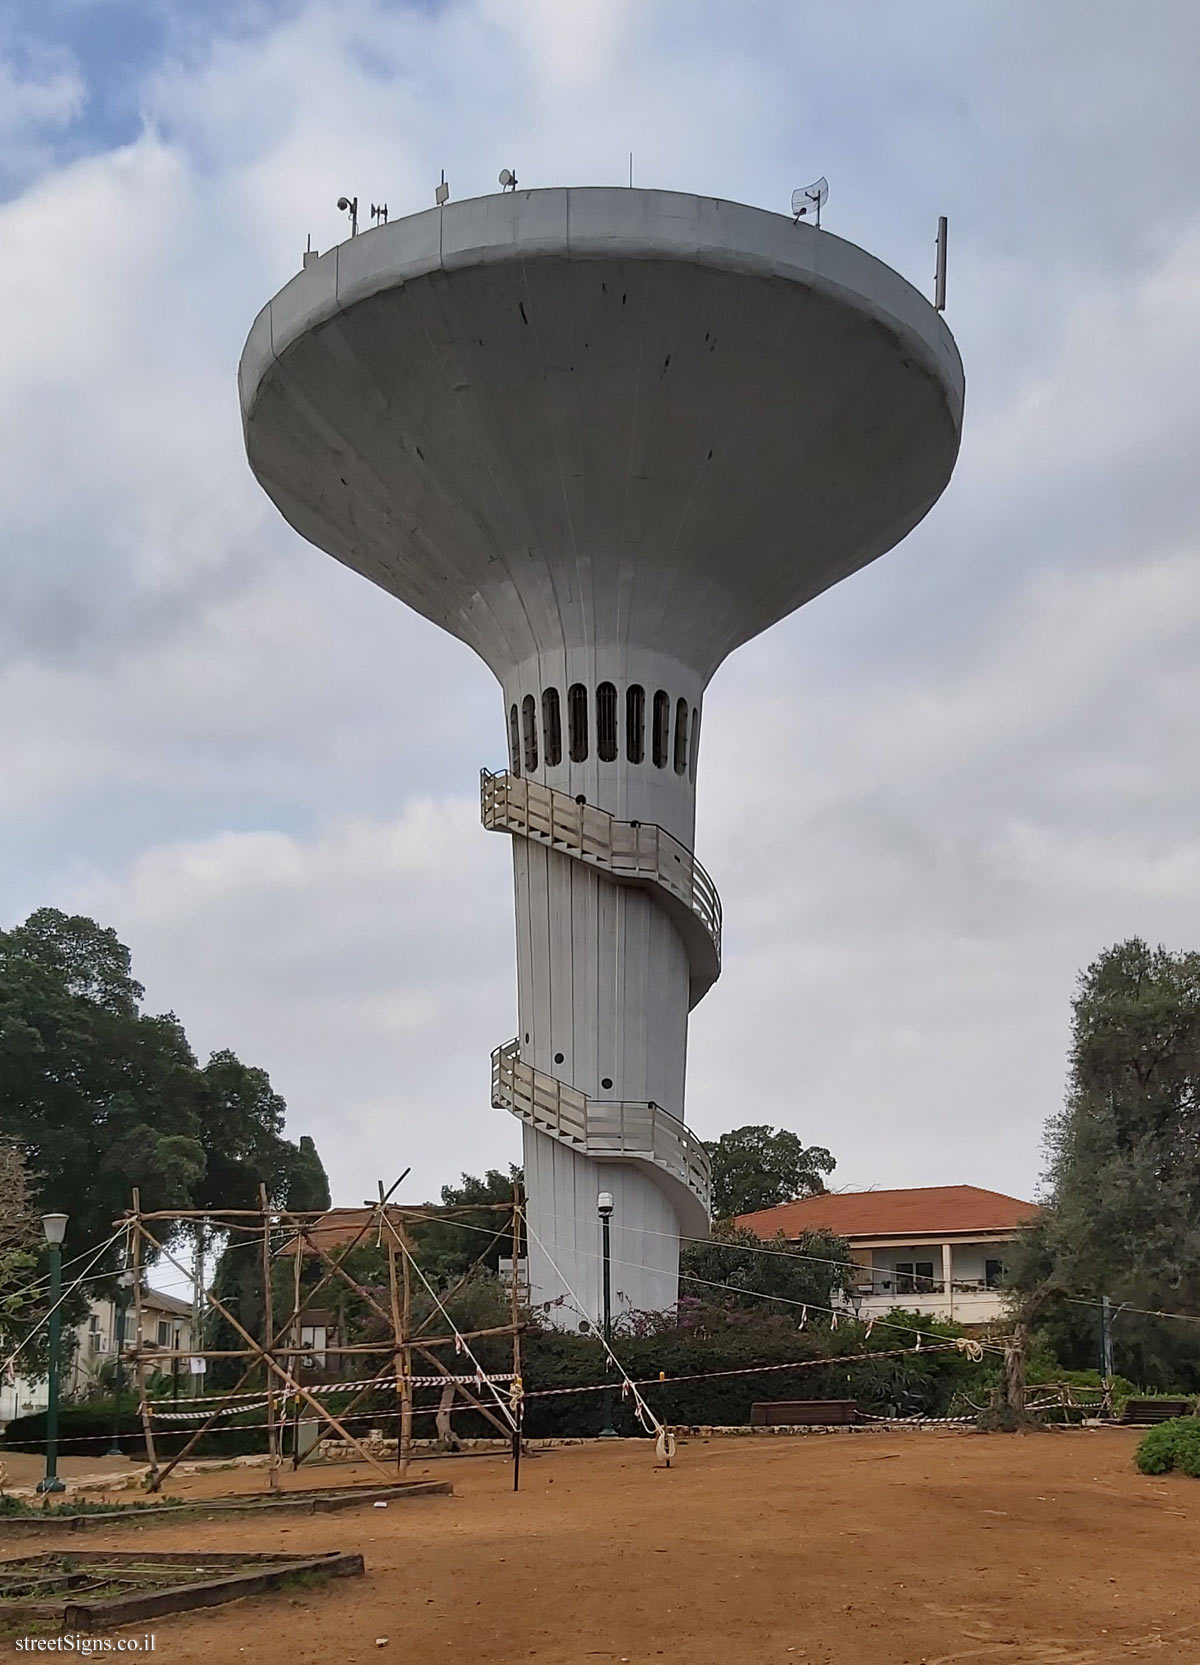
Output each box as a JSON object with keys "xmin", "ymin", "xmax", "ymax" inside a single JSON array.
[
  {"xmin": 498, "ymin": 169, "xmax": 518, "ymax": 192},
  {"xmin": 435, "ymin": 170, "xmax": 449, "ymax": 207},
  {"xmin": 791, "ymin": 177, "xmax": 828, "ymax": 229},
  {"xmin": 371, "ymin": 202, "xmax": 388, "ymax": 226}
]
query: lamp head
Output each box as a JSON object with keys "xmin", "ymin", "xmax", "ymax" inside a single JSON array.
[
  {"xmin": 41, "ymin": 1213, "xmax": 68, "ymax": 1246},
  {"xmin": 597, "ymin": 1191, "xmax": 614, "ymax": 1219}
]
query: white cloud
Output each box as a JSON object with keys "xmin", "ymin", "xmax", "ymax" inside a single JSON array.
[
  {"xmin": 67, "ymin": 802, "xmax": 517, "ymax": 1202},
  {"xmin": 2, "ymin": 0, "xmax": 1200, "ymax": 1218}
]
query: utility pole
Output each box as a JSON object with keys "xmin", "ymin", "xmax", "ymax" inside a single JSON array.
[{"xmin": 1101, "ymin": 1294, "xmax": 1115, "ymax": 1383}]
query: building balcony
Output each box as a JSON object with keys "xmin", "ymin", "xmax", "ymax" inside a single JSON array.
[{"xmin": 840, "ymin": 1281, "xmax": 1009, "ymax": 1326}]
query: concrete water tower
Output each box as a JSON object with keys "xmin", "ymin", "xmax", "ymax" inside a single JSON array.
[{"xmin": 239, "ymin": 187, "xmax": 963, "ymax": 1324}]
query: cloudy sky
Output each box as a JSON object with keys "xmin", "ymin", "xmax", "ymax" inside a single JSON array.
[{"xmin": 2, "ymin": 0, "xmax": 1198, "ymax": 1222}]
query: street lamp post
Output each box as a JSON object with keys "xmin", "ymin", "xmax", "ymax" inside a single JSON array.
[
  {"xmin": 597, "ymin": 1192, "xmax": 617, "ymax": 1439},
  {"xmin": 108, "ymin": 1269, "xmax": 134, "ymax": 1457},
  {"xmin": 37, "ymin": 1213, "xmax": 69, "ymax": 1495}
]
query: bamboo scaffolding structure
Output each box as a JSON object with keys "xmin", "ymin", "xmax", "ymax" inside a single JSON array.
[
  {"xmin": 137, "ymin": 1204, "xmax": 395, "ymax": 1483},
  {"xmin": 116, "ymin": 1177, "xmax": 524, "ymax": 1490},
  {"xmin": 137, "ymin": 1220, "xmax": 396, "ymax": 1489}
]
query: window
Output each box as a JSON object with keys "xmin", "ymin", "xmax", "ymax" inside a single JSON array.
[
  {"xmin": 626, "ymin": 685, "xmax": 645, "ymax": 764},
  {"xmin": 299, "ymin": 1323, "xmax": 327, "ymax": 1366},
  {"xmin": 156, "ymin": 1319, "xmax": 170, "ymax": 1347},
  {"xmin": 596, "ymin": 682, "xmax": 618, "ymax": 761},
  {"xmin": 508, "ymin": 704, "xmax": 521, "ymax": 776},
  {"xmin": 689, "ymin": 705, "xmax": 700, "ymax": 782},
  {"xmin": 985, "ymin": 1258, "xmax": 1005, "ymax": 1289},
  {"xmin": 542, "ymin": 688, "xmax": 562, "ymax": 767},
  {"xmin": 673, "ymin": 698, "xmax": 689, "ymax": 775},
  {"xmin": 652, "ymin": 690, "xmax": 670, "ymax": 768},
  {"xmin": 895, "ymin": 1261, "xmax": 935, "ymax": 1295},
  {"xmin": 568, "ymin": 683, "xmax": 589, "ymax": 762},
  {"xmin": 521, "ymin": 694, "xmax": 538, "ymax": 772}
]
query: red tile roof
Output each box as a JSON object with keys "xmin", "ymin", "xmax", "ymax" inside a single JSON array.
[
  {"xmin": 734, "ymin": 1185, "xmax": 1039, "ymax": 1240},
  {"xmin": 279, "ymin": 1206, "xmax": 405, "ymax": 1257}
]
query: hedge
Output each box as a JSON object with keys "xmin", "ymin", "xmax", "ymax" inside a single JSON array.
[{"xmin": 1135, "ymin": 1417, "xmax": 1200, "ymax": 1477}]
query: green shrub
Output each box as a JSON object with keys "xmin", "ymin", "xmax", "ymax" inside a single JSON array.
[
  {"xmin": 1, "ymin": 1403, "xmax": 269, "ymax": 1460},
  {"xmin": 1134, "ymin": 1417, "xmax": 1200, "ymax": 1476}
]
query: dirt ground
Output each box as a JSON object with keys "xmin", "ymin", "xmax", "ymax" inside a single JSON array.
[{"xmin": 3, "ymin": 1430, "xmax": 1200, "ymax": 1664}]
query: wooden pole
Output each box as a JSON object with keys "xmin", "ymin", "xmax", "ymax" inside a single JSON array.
[
  {"xmin": 259, "ymin": 1184, "xmax": 280, "ymax": 1490},
  {"xmin": 382, "ymin": 1183, "xmax": 409, "ymax": 1475},
  {"xmin": 291, "ymin": 1226, "xmax": 303, "ymax": 1468},
  {"xmin": 400, "ymin": 1213, "xmax": 413, "ymax": 1477},
  {"xmin": 129, "ymin": 1193, "xmax": 159, "ymax": 1487}
]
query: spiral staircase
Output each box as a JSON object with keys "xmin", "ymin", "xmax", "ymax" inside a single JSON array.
[{"xmin": 481, "ymin": 769, "xmax": 716, "ymax": 1237}]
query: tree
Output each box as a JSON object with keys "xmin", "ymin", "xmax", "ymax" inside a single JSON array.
[
  {"xmin": 410, "ymin": 1167, "xmax": 522, "ymax": 1284},
  {"xmin": 679, "ymin": 1223, "xmax": 849, "ymax": 1317},
  {"xmin": 703, "ymin": 1125, "xmax": 835, "ymax": 1220},
  {"xmin": 1010, "ymin": 938, "xmax": 1200, "ymax": 1389},
  {"xmin": 0, "ymin": 1142, "xmax": 39, "ymax": 1349},
  {"xmin": 0, "ymin": 908, "xmax": 328, "ymax": 1268}
]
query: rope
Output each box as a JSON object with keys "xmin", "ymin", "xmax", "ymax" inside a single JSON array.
[
  {"xmin": 0, "ymin": 1228, "xmax": 124, "ymax": 1378},
  {"xmin": 380, "ymin": 1215, "xmax": 518, "ymax": 1433},
  {"xmin": 432, "ymin": 1211, "xmax": 1007, "ymax": 1354},
  {"xmin": 522, "ymin": 1215, "xmax": 664, "ymax": 1438},
  {"xmin": 522, "ymin": 1341, "xmax": 963, "ymax": 1399}
]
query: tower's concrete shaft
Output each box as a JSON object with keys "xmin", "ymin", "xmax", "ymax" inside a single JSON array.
[{"xmin": 239, "ymin": 188, "xmax": 963, "ymax": 1324}]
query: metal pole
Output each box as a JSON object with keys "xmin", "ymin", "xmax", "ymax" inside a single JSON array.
[
  {"xmin": 934, "ymin": 216, "xmax": 948, "ymax": 312},
  {"xmin": 37, "ymin": 1236, "xmax": 65, "ymax": 1494},
  {"xmin": 599, "ymin": 1206, "xmax": 617, "ymax": 1439}
]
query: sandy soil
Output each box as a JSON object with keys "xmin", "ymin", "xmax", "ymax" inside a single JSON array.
[
  {"xmin": 3, "ymin": 1430, "xmax": 1199, "ymax": 1664},
  {"xmin": 0, "ymin": 1449, "xmax": 138, "ymax": 1489}
]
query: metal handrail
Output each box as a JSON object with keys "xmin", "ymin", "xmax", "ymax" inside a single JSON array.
[
  {"xmin": 480, "ymin": 769, "xmax": 722, "ymax": 960},
  {"xmin": 491, "ymin": 1040, "xmax": 711, "ymax": 1215}
]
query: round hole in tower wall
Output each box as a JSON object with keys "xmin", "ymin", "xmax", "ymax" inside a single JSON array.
[
  {"xmin": 554, "ymin": 1052, "xmax": 564, "ymax": 1064},
  {"xmin": 575, "ymin": 794, "xmax": 586, "ymax": 805},
  {"xmin": 601, "ymin": 1077, "xmax": 613, "ymax": 1090},
  {"xmin": 524, "ymin": 1033, "xmax": 530, "ymax": 1043}
]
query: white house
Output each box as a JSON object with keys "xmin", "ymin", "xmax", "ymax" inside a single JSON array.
[
  {"xmin": 1, "ymin": 1286, "xmax": 195, "ymax": 1424},
  {"xmin": 735, "ymin": 1185, "xmax": 1040, "ymax": 1327},
  {"xmin": 67, "ymin": 1286, "xmax": 194, "ymax": 1396}
]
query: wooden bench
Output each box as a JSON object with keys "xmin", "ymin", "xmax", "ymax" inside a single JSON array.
[
  {"xmin": 1122, "ymin": 1397, "xmax": 1195, "ymax": 1426},
  {"xmin": 750, "ymin": 1399, "xmax": 858, "ymax": 1427}
]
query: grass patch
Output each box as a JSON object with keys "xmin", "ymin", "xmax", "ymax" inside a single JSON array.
[{"xmin": 0, "ymin": 1493, "xmax": 182, "ymax": 1518}]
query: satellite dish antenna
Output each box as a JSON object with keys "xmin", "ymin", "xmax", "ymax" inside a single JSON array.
[
  {"xmin": 791, "ymin": 177, "xmax": 828, "ymax": 229},
  {"xmin": 498, "ymin": 168, "xmax": 518, "ymax": 192}
]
